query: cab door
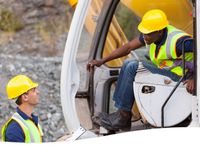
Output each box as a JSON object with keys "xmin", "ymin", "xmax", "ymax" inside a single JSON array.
[{"xmin": 87, "ymin": 0, "xmax": 142, "ymax": 116}]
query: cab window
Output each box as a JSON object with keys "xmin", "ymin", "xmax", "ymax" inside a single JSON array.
[{"xmin": 102, "ymin": 2, "xmax": 145, "ymax": 68}]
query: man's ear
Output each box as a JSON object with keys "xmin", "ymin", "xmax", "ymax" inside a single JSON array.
[
  {"xmin": 21, "ymin": 94, "xmax": 28, "ymax": 102},
  {"xmin": 158, "ymin": 30, "xmax": 164, "ymax": 36}
]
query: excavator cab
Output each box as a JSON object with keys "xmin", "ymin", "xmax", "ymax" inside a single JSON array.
[
  {"xmin": 61, "ymin": 0, "xmax": 198, "ymax": 137},
  {"xmin": 87, "ymin": 0, "xmax": 195, "ymax": 128}
]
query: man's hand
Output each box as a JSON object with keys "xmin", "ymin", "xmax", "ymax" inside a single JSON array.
[
  {"xmin": 87, "ymin": 59, "xmax": 104, "ymax": 72},
  {"xmin": 183, "ymin": 79, "xmax": 195, "ymax": 95}
]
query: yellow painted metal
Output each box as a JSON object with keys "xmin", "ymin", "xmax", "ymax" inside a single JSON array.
[
  {"xmin": 68, "ymin": 0, "xmax": 78, "ymax": 8},
  {"xmin": 103, "ymin": 16, "xmax": 130, "ymax": 67},
  {"xmin": 121, "ymin": 0, "xmax": 193, "ymax": 35},
  {"xmin": 84, "ymin": 0, "xmax": 104, "ymax": 36},
  {"xmin": 131, "ymin": 101, "xmax": 141, "ymax": 121}
]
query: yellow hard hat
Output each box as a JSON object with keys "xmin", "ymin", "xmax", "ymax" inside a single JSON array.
[
  {"xmin": 68, "ymin": 0, "xmax": 78, "ymax": 8},
  {"xmin": 138, "ymin": 9, "xmax": 169, "ymax": 34},
  {"xmin": 6, "ymin": 75, "xmax": 38, "ymax": 99}
]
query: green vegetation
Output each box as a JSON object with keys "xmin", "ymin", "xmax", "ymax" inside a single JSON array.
[
  {"xmin": 115, "ymin": 3, "xmax": 140, "ymax": 41},
  {"xmin": 0, "ymin": 9, "xmax": 23, "ymax": 32}
]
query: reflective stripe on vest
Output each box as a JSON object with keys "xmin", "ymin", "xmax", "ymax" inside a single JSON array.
[
  {"xmin": 2, "ymin": 112, "xmax": 43, "ymax": 143},
  {"xmin": 147, "ymin": 25, "xmax": 193, "ymax": 76},
  {"xmin": 166, "ymin": 30, "xmax": 184, "ymax": 59}
]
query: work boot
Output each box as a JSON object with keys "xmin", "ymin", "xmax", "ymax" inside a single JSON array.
[
  {"xmin": 101, "ymin": 109, "xmax": 132, "ymax": 131},
  {"xmin": 92, "ymin": 112, "xmax": 109, "ymax": 126},
  {"xmin": 92, "ymin": 111, "xmax": 120, "ymax": 127}
]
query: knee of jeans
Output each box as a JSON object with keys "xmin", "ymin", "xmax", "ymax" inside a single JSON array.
[
  {"xmin": 121, "ymin": 60, "xmax": 132, "ymax": 71},
  {"xmin": 123, "ymin": 60, "xmax": 138, "ymax": 67},
  {"xmin": 123, "ymin": 59, "xmax": 132, "ymax": 67},
  {"xmin": 126, "ymin": 61, "xmax": 138, "ymax": 74}
]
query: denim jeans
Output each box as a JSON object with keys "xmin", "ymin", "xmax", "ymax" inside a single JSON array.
[{"xmin": 113, "ymin": 60, "xmax": 181, "ymax": 111}]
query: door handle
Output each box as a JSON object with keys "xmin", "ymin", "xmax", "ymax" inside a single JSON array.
[{"xmin": 142, "ymin": 86, "xmax": 155, "ymax": 94}]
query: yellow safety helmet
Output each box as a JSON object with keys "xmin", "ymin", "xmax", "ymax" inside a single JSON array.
[
  {"xmin": 6, "ymin": 75, "xmax": 38, "ymax": 99},
  {"xmin": 138, "ymin": 9, "xmax": 169, "ymax": 34},
  {"xmin": 68, "ymin": 0, "xmax": 78, "ymax": 8}
]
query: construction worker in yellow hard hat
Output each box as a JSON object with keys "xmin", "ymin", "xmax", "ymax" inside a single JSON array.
[
  {"xmin": 87, "ymin": 9, "xmax": 194, "ymax": 131},
  {"xmin": 1, "ymin": 75, "xmax": 43, "ymax": 142}
]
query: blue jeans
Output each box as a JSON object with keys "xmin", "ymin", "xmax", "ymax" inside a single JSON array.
[{"xmin": 113, "ymin": 60, "xmax": 181, "ymax": 111}]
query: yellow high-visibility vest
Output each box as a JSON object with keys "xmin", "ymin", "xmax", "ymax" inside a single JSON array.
[
  {"xmin": 2, "ymin": 112, "xmax": 43, "ymax": 143},
  {"xmin": 148, "ymin": 25, "xmax": 193, "ymax": 76}
]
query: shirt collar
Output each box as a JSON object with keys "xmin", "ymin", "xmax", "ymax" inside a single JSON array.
[{"xmin": 17, "ymin": 107, "xmax": 38, "ymax": 124}]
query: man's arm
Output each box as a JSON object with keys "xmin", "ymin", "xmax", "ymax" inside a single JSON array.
[
  {"xmin": 5, "ymin": 121, "xmax": 25, "ymax": 142},
  {"xmin": 176, "ymin": 36, "xmax": 194, "ymax": 94},
  {"xmin": 87, "ymin": 36, "xmax": 144, "ymax": 71},
  {"xmin": 176, "ymin": 36, "xmax": 193, "ymax": 57}
]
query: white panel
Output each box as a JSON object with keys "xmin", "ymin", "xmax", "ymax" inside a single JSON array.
[
  {"xmin": 196, "ymin": 0, "xmax": 200, "ymax": 125},
  {"xmin": 60, "ymin": 0, "xmax": 91, "ymax": 134},
  {"xmin": 134, "ymin": 71, "xmax": 193, "ymax": 127}
]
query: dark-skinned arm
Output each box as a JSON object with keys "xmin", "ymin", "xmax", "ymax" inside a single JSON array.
[{"xmin": 87, "ymin": 37, "xmax": 143, "ymax": 72}]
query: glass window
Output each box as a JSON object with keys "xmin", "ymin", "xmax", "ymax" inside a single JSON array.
[
  {"xmin": 102, "ymin": 1, "xmax": 146, "ymax": 68},
  {"xmin": 76, "ymin": 0, "xmax": 106, "ymax": 91}
]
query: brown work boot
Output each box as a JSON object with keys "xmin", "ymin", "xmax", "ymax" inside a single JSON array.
[
  {"xmin": 101, "ymin": 109, "xmax": 132, "ymax": 131},
  {"xmin": 92, "ymin": 112, "xmax": 109, "ymax": 126}
]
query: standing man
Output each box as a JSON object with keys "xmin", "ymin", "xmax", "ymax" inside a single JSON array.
[
  {"xmin": 2, "ymin": 75, "xmax": 43, "ymax": 142},
  {"xmin": 87, "ymin": 9, "xmax": 194, "ymax": 131}
]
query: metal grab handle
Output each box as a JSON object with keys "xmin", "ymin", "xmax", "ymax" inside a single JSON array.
[{"xmin": 161, "ymin": 38, "xmax": 193, "ymax": 127}]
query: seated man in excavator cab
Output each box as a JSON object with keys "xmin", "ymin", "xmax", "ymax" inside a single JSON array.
[{"xmin": 87, "ymin": 9, "xmax": 194, "ymax": 131}]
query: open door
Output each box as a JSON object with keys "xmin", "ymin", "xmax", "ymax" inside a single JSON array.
[{"xmin": 88, "ymin": 0, "xmax": 142, "ymax": 116}]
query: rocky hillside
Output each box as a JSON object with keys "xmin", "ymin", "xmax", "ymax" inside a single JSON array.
[
  {"xmin": 0, "ymin": 0, "xmax": 73, "ymax": 57},
  {"xmin": 0, "ymin": 0, "xmax": 74, "ymax": 142}
]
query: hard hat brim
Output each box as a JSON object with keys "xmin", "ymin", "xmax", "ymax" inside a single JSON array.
[
  {"xmin": 138, "ymin": 21, "xmax": 168, "ymax": 34},
  {"xmin": 31, "ymin": 82, "xmax": 38, "ymax": 89},
  {"xmin": 138, "ymin": 23, "xmax": 153, "ymax": 34}
]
